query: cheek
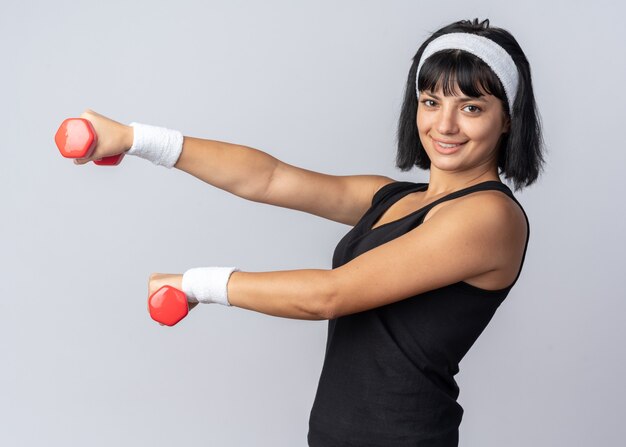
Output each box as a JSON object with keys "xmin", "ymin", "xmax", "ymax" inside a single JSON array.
[
  {"xmin": 466, "ymin": 118, "xmax": 503, "ymax": 142},
  {"xmin": 416, "ymin": 110, "xmax": 431, "ymax": 133}
]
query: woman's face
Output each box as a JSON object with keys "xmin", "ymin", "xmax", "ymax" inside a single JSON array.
[{"xmin": 416, "ymin": 83, "xmax": 510, "ymax": 172}]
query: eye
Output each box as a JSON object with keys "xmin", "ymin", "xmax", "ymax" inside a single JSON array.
[
  {"xmin": 420, "ymin": 99, "xmax": 436, "ymax": 107},
  {"xmin": 463, "ymin": 104, "xmax": 482, "ymax": 113}
]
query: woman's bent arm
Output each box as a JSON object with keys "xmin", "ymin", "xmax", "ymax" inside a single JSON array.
[{"xmin": 173, "ymin": 136, "xmax": 279, "ymax": 202}]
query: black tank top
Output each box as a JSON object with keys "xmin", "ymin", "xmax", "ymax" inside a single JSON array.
[{"xmin": 307, "ymin": 180, "xmax": 530, "ymax": 447}]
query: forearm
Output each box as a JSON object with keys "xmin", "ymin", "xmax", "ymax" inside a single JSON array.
[
  {"xmin": 227, "ymin": 269, "xmax": 335, "ymax": 320},
  {"xmin": 173, "ymin": 136, "xmax": 280, "ymax": 202}
]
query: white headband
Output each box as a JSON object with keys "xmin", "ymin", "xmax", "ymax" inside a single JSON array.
[{"xmin": 415, "ymin": 32, "xmax": 519, "ymax": 115}]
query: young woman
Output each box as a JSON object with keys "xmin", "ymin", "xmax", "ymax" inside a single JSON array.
[{"xmin": 73, "ymin": 17, "xmax": 544, "ymax": 447}]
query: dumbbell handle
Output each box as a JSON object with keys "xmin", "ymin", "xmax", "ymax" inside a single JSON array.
[
  {"xmin": 148, "ymin": 285, "xmax": 190, "ymax": 327},
  {"xmin": 55, "ymin": 118, "xmax": 124, "ymax": 166}
]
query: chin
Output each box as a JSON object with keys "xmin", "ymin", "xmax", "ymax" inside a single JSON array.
[
  {"xmin": 432, "ymin": 161, "xmax": 464, "ymax": 172},
  {"xmin": 426, "ymin": 150, "xmax": 465, "ymax": 168}
]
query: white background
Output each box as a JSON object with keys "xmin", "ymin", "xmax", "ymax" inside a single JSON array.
[{"xmin": 2, "ymin": 0, "xmax": 624, "ymax": 445}]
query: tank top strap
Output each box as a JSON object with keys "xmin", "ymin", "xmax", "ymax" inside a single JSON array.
[
  {"xmin": 424, "ymin": 180, "xmax": 516, "ymax": 211},
  {"xmin": 431, "ymin": 181, "xmax": 529, "ymax": 238},
  {"xmin": 372, "ymin": 180, "xmax": 517, "ymax": 212},
  {"xmin": 370, "ymin": 181, "xmax": 426, "ymax": 208},
  {"xmin": 417, "ymin": 181, "xmax": 529, "ymax": 249},
  {"xmin": 368, "ymin": 180, "xmax": 520, "ymax": 231}
]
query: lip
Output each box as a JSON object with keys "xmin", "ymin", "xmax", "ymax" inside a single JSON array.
[
  {"xmin": 431, "ymin": 136, "xmax": 467, "ymax": 145},
  {"xmin": 431, "ymin": 136, "xmax": 467, "ymax": 154}
]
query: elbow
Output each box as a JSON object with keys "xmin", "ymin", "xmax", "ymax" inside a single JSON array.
[
  {"xmin": 318, "ymin": 300, "xmax": 336, "ymax": 321},
  {"xmin": 318, "ymin": 300, "xmax": 335, "ymax": 321},
  {"xmin": 317, "ymin": 270, "xmax": 340, "ymax": 320}
]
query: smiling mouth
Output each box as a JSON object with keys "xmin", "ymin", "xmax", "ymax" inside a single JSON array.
[
  {"xmin": 431, "ymin": 137, "xmax": 466, "ymax": 154},
  {"xmin": 436, "ymin": 141, "xmax": 464, "ymax": 148},
  {"xmin": 431, "ymin": 137, "xmax": 468, "ymax": 147}
]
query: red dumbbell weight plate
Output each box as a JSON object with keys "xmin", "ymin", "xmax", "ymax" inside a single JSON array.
[
  {"xmin": 55, "ymin": 118, "xmax": 96, "ymax": 158},
  {"xmin": 55, "ymin": 118, "xmax": 124, "ymax": 165},
  {"xmin": 148, "ymin": 286, "xmax": 189, "ymax": 327}
]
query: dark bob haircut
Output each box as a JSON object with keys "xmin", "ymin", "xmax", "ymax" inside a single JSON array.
[{"xmin": 396, "ymin": 18, "xmax": 545, "ymax": 191}]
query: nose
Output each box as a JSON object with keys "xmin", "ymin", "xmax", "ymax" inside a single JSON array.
[{"xmin": 436, "ymin": 106, "xmax": 459, "ymax": 135}]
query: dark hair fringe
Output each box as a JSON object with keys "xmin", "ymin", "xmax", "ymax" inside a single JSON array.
[{"xmin": 396, "ymin": 18, "xmax": 546, "ymax": 191}]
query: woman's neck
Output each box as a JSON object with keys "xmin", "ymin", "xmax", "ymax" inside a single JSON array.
[{"xmin": 424, "ymin": 166, "xmax": 500, "ymax": 197}]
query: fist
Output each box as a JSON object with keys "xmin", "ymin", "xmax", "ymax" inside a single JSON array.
[
  {"xmin": 73, "ymin": 109, "xmax": 133, "ymax": 165},
  {"xmin": 147, "ymin": 273, "xmax": 199, "ymax": 323}
]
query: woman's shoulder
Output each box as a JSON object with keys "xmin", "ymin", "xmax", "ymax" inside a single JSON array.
[
  {"xmin": 435, "ymin": 187, "xmax": 529, "ymax": 249},
  {"xmin": 454, "ymin": 186, "xmax": 526, "ymax": 224}
]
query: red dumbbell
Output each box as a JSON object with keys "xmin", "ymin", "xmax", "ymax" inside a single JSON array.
[
  {"xmin": 148, "ymin": 285, "xmax": 190, "ymax": 326},
  {"xmin": 55, "ymin": 118, "xmax": 125, "ymax": 166}
]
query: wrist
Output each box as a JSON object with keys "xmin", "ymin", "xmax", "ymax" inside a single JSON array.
[
  {"xmin": 126, "ymin": 122, "xmax": 184, "ymax": 168},
  {"xmin": 182, "ymin": 266, "xmax": 240, "ymax": 306},
  {"xmin": 123, "ymin": 125, "xmax": 134, "ymax": 152}
]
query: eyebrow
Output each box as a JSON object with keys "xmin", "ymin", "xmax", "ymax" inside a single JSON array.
[{"xmin": 422, "ymin": 92, "xmax": 489, "ymax": 103}]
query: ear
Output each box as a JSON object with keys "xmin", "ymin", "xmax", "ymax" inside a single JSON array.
[{"xmin": 502, "ymin": 115, "xmax": 511, "ymax": 134}]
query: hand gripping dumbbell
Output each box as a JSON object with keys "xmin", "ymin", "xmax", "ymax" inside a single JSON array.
[
  {"xmin": 148, "ymin": 285, "xmax": 190, "ymax": 327},
  {"xmin": 148, "ymin": 267, "xmax": 237, "ymax": 326},
  {"xmin": 55, "ymin": 118, "xmax": 124, "ymax": 165}
]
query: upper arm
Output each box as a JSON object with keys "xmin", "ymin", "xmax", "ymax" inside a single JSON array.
[
  {"xmin": 325, "ymin": 194, "xmax": 520, "ymax": 319},
  {"xmin": 262, "ymin": 160, "xmax": 396, "ymax": 226}
]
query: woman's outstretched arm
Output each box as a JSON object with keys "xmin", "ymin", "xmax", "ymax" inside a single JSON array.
[
  {"xmin": 149, "ymin": 269, "xmax": 335, "ymax": 321},
  {"xmin": 173, "ymin": 135, "xmax": 395, "ymax": 226},
  {"xmin": 173, "ymin": 136, "xmax": 279, "ymax": 203},
  {"xmin": 150, "ymin": 191, "xmax": 524, "ymax": 323},
  {"xmin": 72, "ymin": 109, "xmax": 393, "ymax": 224}
]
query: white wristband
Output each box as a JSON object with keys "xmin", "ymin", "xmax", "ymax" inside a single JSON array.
[
  {"xmin": 182, "ymin": 267, "xmax": 240, "ymax": 306},
  {"xmin": 127, "ymin": 122, "xmax": 184, "ymax": 168}
]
